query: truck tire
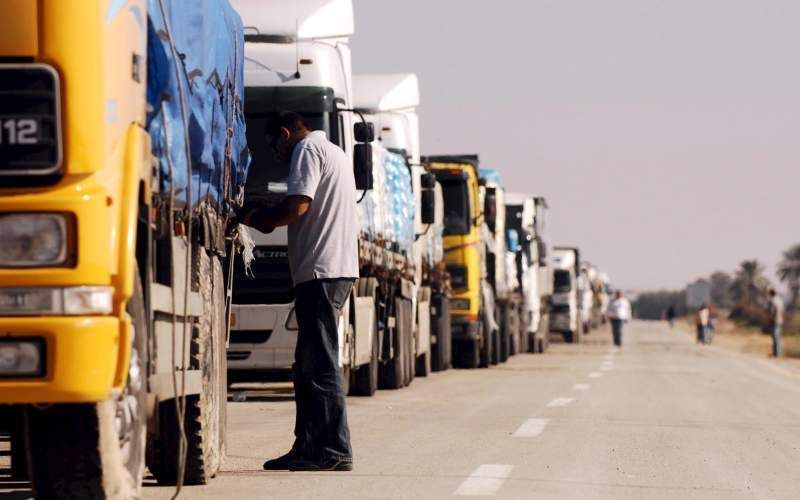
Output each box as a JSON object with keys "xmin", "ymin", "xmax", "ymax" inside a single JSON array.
[
  {"xmin": 402, "ymin": 298, "xmax": 415, "ymax": 387},
  {"xmin": 415, "ymin": 350, "xmax": 431, "ymax": 377},
  {"xmin": 454, "ymin": 339, "xmax": 480, "ymax": 369},
  {"xmin": 151, "ymin": 250, "xmax": 225, "ymax": 485},
  {"xmin": 479, "ymin": 313, "xmax": 493, "ymax": 368},
  {"xmin": 430, "ymin": 294, "xmax": 451, "ymax": 372},
  {"xmin": 353, "ymin": 322, "xmax": 379, "ymax": 396},
  {"xmin": 379, "ymin": 298, "xmax": 405, "ymax": 390},
  {"xmin": 28, "ymin": 264, "xmax": 148, "ymax": 499}
]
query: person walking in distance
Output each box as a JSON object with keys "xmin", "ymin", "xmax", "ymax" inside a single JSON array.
[
  {"xmin": 766, "ymin": 288, "xmax": 784, "ymax": 357},
  {"xmin": 696, "ymin": 303, "xmax": 710, "ymax": 344},
  {"xmin": 243, "ymin": 112, "xmax": 359, "ymax": 471},
  {"xmin": 666, "ymin": 305, "xmax": 676, "ymax": 328},
  {"xmin": 606, "ymin": 290, "xmax": 632, "ymax": 347}
]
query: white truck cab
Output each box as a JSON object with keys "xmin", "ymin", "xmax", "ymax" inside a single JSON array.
[
  {"xmin": 551, "ymin": 247, "xmax": 582, "ymax": 343},
  {"xmin": 228, "ymin": 0, "xmax": 358, "ymax": 379}
]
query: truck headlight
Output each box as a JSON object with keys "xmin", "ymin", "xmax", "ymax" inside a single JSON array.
[
  {"xmin": 0, "ymin": 339, "xmax": 44, "ymax": 377},
  {"xmin": 0, "ymin": 286, "xmax": 113, "ymax": 316},
  {"xmin": 0, "ymin": 213, "xmax": 71, "ymax": 267}
]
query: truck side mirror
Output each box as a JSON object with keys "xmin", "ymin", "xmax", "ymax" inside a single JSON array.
[
  {"xmin": 420, "ymin": 189, "xmax": 435, "ymax": 224},
  {"xmin": 484, "ymin": 191, "xmax": 497, "ymax": 232},
  {"xmin": 354, "ymin": 121, "xmax": 375, "ymax": 143},
  {"xmin": 353, "ymin": 143, "xmax": 373, "ymax": 190}
]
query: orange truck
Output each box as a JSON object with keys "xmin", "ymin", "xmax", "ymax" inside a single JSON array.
[{"xmin": 0, "ymin": 1, "xmax": 249, "ymax": 497}]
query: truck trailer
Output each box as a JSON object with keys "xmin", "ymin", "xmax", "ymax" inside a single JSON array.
[
  {"xmin": 0, "ymin": 0, "xmax": 249, "ymax": 497},
  {"xmin": 353, "ymin": 73, "xmax": 452, "ymax": 374}
]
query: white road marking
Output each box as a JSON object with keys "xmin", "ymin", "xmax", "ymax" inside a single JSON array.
[
  {"xmin": 454, "ymin": 464, "xmax": 514, "ymax": 496},
  {"xmin": 573, "ymin": 383, "xmax": 590, "ymax": 391},
  {"xmin": 513, "ymin": 418, "xmax": 549, "ymax": 437},
  {"xmin": 588, "ymin": 371, "xmax": 603, "ymax": 378},
  {"xmin": 546, "ymin": 397, "xmax": 575, "ymax": 407}
]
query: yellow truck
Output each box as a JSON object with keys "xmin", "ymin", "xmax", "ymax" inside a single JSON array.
[
  {"xmin": 427, "ymin": 156, "xmax": 498, "ymax": 368},
  {"xmin": 0, "ymin": 1, "xmax": 248, "ymax": 497}
]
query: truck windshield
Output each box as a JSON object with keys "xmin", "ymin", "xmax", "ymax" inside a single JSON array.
[
  {"xmin": 440, "ymin": 179, "xmax": 471, "ymax": 235},
  {"xmin": 243, "ymin": 87, "xmax": 340, "ymax": 194},
  {"xmin": 554, "ymin": 270, "xmax": 572, "ymax": 292}
]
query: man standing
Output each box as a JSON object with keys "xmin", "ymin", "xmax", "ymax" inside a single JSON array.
[
  {"xmin": 767, "ymin": 288, "xmax": 784, "ymax": 357},
  {"xmin": 606, "ymin": 290, "xmax": 632, "ymax": 347},
  {"xmin": 244, "ymin": 112, "xmax": 358, "ymax": 471}
]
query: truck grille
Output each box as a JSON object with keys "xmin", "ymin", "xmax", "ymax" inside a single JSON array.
[
  {"xmin": 0, "ymin": 65, "xmax": 61, "ymax": 179},
  {"xmin": 232, "ymin": 245, "xmax": 294, "ymax": 304}
]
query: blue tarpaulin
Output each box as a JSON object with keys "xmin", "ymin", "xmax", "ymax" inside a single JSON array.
[
  {"xmin": 478, "ymin": 168, "xmax": 502, "ymax": 186},
  {"xmin": 146, "ymin": 0, "xmax": 250, "ymax": 213}
]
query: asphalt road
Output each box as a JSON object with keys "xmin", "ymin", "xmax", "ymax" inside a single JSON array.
[{"xmin": 4, "ymin": 321, "xmax": 800, "ymax": 499}]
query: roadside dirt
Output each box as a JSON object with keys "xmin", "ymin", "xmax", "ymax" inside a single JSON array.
[{"xmin": 678, "ymin": 315, "xmax": 800, "ymax": 371}]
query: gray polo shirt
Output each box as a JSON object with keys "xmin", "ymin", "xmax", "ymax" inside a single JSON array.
[{"xmin": 286, "ymin": 130, "xmax": 359, "ymax": 285}]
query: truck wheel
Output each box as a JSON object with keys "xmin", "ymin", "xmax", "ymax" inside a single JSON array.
[
  {"xmin": 27, "ymin": 264, "xmax": 148, "ymax": 499},
  {"xmin": 353, "ymin": 319, "xmax": 379, "ymax": 396},
  {"xmin": 379, "ymin": 297, "xmax": 405, "ymax": 390},
  {"xmin": 491, "ymin": 328, "xmax": 500, "ymax": 365},
  {"xmin": 415, "ymin": 351, "xmax": 431, "ymax": 377},
  {"xmin": 454, "ymin": 339, "xmax": 480, "ymax": 369},
  {"xmin": 151, "ymin": 250, "xmax": 225, "ymax": 484},
  {"xmin": 479, "ymin": 317, "xmax": 493, "ymax": 368},
  {"xmin": 430, "ymin": 294, "xmax": 450, "ymax": 372},
  {"xmin": 403, "ymin": 299, "xmax": 415, "ymax": 386}
]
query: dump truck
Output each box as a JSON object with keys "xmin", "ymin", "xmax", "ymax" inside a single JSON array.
[
  {"xmin": 353, "ymin": 73, "xmax": 451, "ymax": 374},
  {"xmin": 505, "ymin": 194, "xmax": 551, "ymax": 353},
  {"xmin": 428, "ymin": 156, "xmax": 498, "ymax": 368},
  {"xmin": 551, "ymin": 247, "xmax": 583, "ymax": 343},
  {"xmin": 0, "ymin": 0, "xmax": 249, "ymax": 497}
]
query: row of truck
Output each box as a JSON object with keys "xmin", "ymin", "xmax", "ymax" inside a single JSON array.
[{"xmin": 0, "ymin": 0, "xmax": 612, "ymax": 498}]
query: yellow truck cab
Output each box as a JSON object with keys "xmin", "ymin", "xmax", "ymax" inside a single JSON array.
[
  {"xmin": 427, "ymin": 156, "xmax": 496, "ymax": 368},
  {"xmin": 0, "ymin": 1, "xmax": 247, "ymax": 497}
]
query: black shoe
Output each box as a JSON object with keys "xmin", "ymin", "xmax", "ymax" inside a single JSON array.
[
  {"xmin": 263, "ymin": 450, "xmax": 301, "ymax": 470},
  {"xmin": 289, "ymin": 456, "xmax": 353, "ymax": 472}
]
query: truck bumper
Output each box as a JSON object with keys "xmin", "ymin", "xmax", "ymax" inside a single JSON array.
[
  {"xmin": 450, "ymin": 316, "xmax": 481, "ymax": 341},
  {"xmin": 228, "ymin": 303, "xmax": 294, "ymax": 371},
  {"xmin": 549, "ymin": 313, "xmax": 572, "ymax": 332},
  {"xmin": 0, "ymin": 316, "xmax": 120, "ymax": 403}
]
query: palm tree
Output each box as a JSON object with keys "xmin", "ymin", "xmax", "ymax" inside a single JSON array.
[
  {"xmin": 729, "ymin": 260, "xmax": 769, "ymax": 306},
  {"xmin": 777, "ymin": 243, "xmax": 800, "ymax": 310}
]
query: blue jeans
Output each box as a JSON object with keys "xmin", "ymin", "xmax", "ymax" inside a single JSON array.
[
  {"xmin": 772, "ymin": 325, "xmax": 782, "ymax": 357},
  {"xmin": 292, "ymin": 278, "xmax": 355, "ymax": 462},
  {"xmin": 611, "ymin": 319, "xmax": 624, "ymax": 346}
]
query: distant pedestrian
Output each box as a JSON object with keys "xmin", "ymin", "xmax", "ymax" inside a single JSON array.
[
  {"xmin": 696, "ymin": 304, "xmax": 710, "ymax": 344},
  {"xmin": 766, "ymin": 289, "xmax": 784, "ymax": 357},
  {"xmin": 666, "ymin": 305, "xmax": 676, "ymax": 328},
  {"xmin": 606, "ymin": 290, "xmax": 632, "ymax": 347}
]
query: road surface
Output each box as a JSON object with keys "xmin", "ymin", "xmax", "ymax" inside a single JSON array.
[{"xmin": 4, "ymin": 321, "xmax": 800, "ymax": 499}]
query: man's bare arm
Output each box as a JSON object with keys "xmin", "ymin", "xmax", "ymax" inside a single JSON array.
[{"xmin": 243, "ymin": 195, "xmax": 311, "ymax": 233}]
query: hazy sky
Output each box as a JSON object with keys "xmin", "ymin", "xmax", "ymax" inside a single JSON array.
[{"xmin": 350, "ymin": 0, "xmax": 800, "ymax": 290}]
